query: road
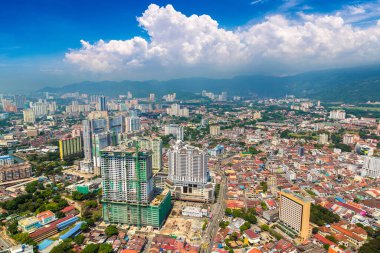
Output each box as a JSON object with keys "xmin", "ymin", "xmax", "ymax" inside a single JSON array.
[{"xmin": 200, "ymin": 154, "xmax": 235, "ymax": 253}]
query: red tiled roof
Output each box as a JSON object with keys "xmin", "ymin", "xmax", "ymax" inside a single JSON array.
[
  {"xmin": 29, "ymin": 214, "xmax": 74, "ymax": 239},
  {"xmin": 314, "ymin": 234, "xmax": 336, "ymax": 246},
  {"xmin": 61, "ymin": 205, "xmax": 76, "ymax": 213}
]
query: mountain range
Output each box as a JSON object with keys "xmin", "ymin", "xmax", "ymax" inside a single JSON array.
[{"xmin": 40, "ymin": 65, "xmax": 380, "ymax": 102}]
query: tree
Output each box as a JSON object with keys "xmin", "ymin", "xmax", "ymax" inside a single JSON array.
[
  {"xmin": 225, "ymin": 208, "xmax": 232, "ymax": 216},
  {"xmin": 13, "ymin": 233, "xmax": 36, "ymax": 246},
  {"xmin": 310, "ymin": 204, "xmax": 340, "ymax": 226},
  {"xmin": 74, "ymin": 234, "xmax": 85, "ymax": 245},
  {"xmin": 326, "ymin": 235, "xmax": 338, "ymax": 244},
  {"xmin": 50, "ymin": 239, "xmax": 74, "ymax": 253},
  {"xmin": 219, "ymin": 221, "xmax": 230, "ymax": 229},
  {"xmin": 312, "ymin": 227, "xmax": 319, "ymax": 234},
  {"xmin": 359, "ymin": 237, "xmax": 380, "ymax": 253},
  {"xmin": 25, "ymin": 181, "xmax": 38, "ymax": 193},
  {"xmin": 55, "ymin": 211, "xmax": 65, "ymax": 219},
  {"xmin": 240, "ymin": 221, "xmax": 251, "ymax": 232},
  {"xmin": 99, "ymin": 243, "xmax": 113, "ymax": 253},
  {"xmin": 105, "ymin": 225, "xmax": 118, "ymax": 237},
  {"xmin": 82, "ymin": 244, "xmax": 99, "ymax": 253},
  {"xmin": 260, "ymin": 181, "xmax": 268, "ymax": 193},
  {"xmin": 81, "ymin": 222, "xmax": 89, "ymax": 232},
  {"xmin": 72, "ymin": 191, "xmax": 85, "ymax": 201}
]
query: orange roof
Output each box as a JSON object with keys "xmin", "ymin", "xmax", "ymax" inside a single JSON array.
[
  {"xmin": 247, "ymin": 248, "xmax": 262, "ymax": 253},
  {"xmin": 36, "ymin": 210, "xmax": 55, "ymax": 219},
  {"xmin": 121, "ymin": 250, "xmax": 139, "ymax": 253}
]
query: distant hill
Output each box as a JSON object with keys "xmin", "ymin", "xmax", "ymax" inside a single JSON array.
[{"xmin": 40, "ymin": 65, "xmax": 380, "ymax": 102}]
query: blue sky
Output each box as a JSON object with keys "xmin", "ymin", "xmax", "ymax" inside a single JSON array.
[{"xmin": 1, "ymin": 0, "xmax": 380, "ymax": 91}]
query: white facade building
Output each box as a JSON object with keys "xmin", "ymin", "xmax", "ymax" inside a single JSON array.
[
  {"xmin": 164, "ymin": 124, "xmax": 184, "ymax": 140},
  {"xmin": 166, "ymin": 141, "xmax": 214, "ymax": 202},
  {"xmin": 329, "ymin": 110, "xmax": 346, "ymax": 120},
  {"xmin": 362, "ymin": 156, "xmax": 380, "ymax": 178},
  {"xmin": 125, "ymin": 116, "xmax": 141, "ymax": 133}
]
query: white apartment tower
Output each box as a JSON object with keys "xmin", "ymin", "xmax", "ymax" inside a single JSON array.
[
  {"xmin": 23, "ymin": 109, "xmax": 35, "ymax": 123},
  {"xmin": 164, "ymin": 124, "xmax": 184, "ymax": 140},
  {"xmin": 362, "ymin": 156, "xmax": 380, "ymax": 178},
  {"xmin": 166, "ymin": 141, "xmax": 214, "ymax": 202},
  {"xmin": 329, "ymin": 110, "xmax": 346, "ymax": 120},
  {"xmin": 125, "ymin": 116, "xmax": 141, "ymax": 133}
]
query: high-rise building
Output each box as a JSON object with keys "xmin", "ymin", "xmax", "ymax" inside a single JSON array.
[
  {"xmin": 329, "ymin": 110, "xmax": 346, "ymax": 120},
  {"xmin": 14, "ymin": 95, "xmax": 26, "ymax": 109},
  {"xmin": 82, "ymin": 118, "xmax": 109, "ymax": 174},
  {"xmin": 362, "ymin": 156, "xmax": 380, "ymax": 178},
  {"xmin": 127, "ymin": 137, "xmax": 163, "ymax": 173},
  {"xmin": 278, "ymin": 190, "xmax": 311, "ymax": 241},
  {"xmin": 125, "ymin": 116, "xmax": 141, "ymax": 133},
  {"xmin": 149, "ymin": 93, "xmax": 155, "ymax": 102},
  {"xmin": 97, "ymin": 96, "xmax": 107, "ymax": 111},
  {"xmin": 101, "ymin": 146, "xmax": 171, "ymax": 228},
  {"xmin": 23, "ymin": 109, "xmax": 35, "ymax": 123},
  {"xmin": 164, "ymin": 124, "xmax": 184, "ymax": 140},
  {"xmin": 166, "ymin": 141, "xmax": 214, "ymax": 202},
  {"xmin": 166, "ymin": 104, "xmax": 189, "ymax": 117},
  {"xmin": 59, "ymin": 135, "xmax": 83, "ymax": 160},
  {"xmin": 210, "ymin": 125, "xmax": 221, "ymax": 136},
  {"xmin": 318, "ymin": 133, "xmax": 329, "ymax": 144},
  {"xmin": 109, "ymin": 115, "xmax": 125, "ymax": 134}
]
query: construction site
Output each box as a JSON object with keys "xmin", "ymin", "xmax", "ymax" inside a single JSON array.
[{"xmin": 100, "ymin": 145, "xmax": 171, "ymax": 229}]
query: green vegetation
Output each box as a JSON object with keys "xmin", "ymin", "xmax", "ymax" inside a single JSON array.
[
  {"xmin": 260, "ymin": 201, "xmax": 268, "ymax": 210},
  {"xmin": 310, "ymin": 204, "xmax": 340, "ymax": 226},
  {"xmin": 326, "ymin": 235, "xmax": 338, "ymax": 244},
  {"xmin": 82, "ymin": 243, "xmax": 113, "ymax": 253},
  {"xmin": 1, "ymin": 182, "xmax": 68, "ymax": 214},
  {"xmin": 359, "ymin": 237, "xmax": 380, "ymax": 253},
  {"xmin": 214, "ymin": 184, "xmax": 221, "ymax": 199},
  {"xmin": 260, "ymin": 224, "xmax": 283, "ymax": 240},
  {"xmin": 50, "ymin": 239, "xmax": 74, "ymax": 253},
  {"xmin": 260, "ymin": 181, "xmax": 268, "ymax": 193},
  {"xmin": 240, "ymin": 221, "xmax": 251, "ymax": 232},
  {"xmin": 225, "ymin": 208, "xmax": 257, "ymax": 224},
  {"xmin": 105, "ymin": 225, "xmax": 118, "ymax": 237},
  {"xmin": 74, "ymin": 234, "xmax": 85, "ymax": 245},
  {"xmin": 219, "ymin": 220, "xmax": 230, "ymax": 229}
]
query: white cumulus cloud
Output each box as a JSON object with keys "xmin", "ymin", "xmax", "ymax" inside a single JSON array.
[{"xmin": 65, "ymin": 4, "xmax": 380, "ymax": 76}]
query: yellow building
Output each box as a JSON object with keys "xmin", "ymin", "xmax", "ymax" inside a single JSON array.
[
  {"xmin": 279, "ymin": 190, "xmax": 311, "ymax": 241},
  {"xmin": 59, "ymin": 136, "xmax": 82, "ymax": 160}
]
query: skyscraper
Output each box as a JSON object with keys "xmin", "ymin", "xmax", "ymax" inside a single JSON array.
[
  {"xmin": 97, "ymin": 96, "xmax": 107, "ymax": 111},
  {"xmin": 23, "ymin": 109, "xmax": 35, "ymax": 123},
  {"xmin": 127, "ymin": 137, "xmax": 163, "ymax": 173},
  {"xmin": 81, "ymin": 118, "xmax": 109, "ymax": 174},
  {"xmin": 125, "ymin": 116, "xmax": 141, "ymax": 133},
  {"xmin": 101, "ymin": 145, "xmax": 171, "ymax": 228},
  {"xmin": 14, "ymin": 95, "xmax": 26, "ymax": 109},
  {"xmin": 59, "ymin": 135, "xmax": 82, "ymax": 160},
  {"xmin": 166, "ymin": 141, "xmax": 214, "ymax": 202},
  {"xmin": 279, "ymin": 190, "xmax": 311, "ymax": 241},
  {"xmin": 164, "ymin": 124, "xmax": 184, "ymax": 140}
]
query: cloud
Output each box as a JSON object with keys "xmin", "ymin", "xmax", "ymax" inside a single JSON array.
[
  {"xmin": 65, "ymin": 4, "xmax": 380, "ymax": 76},
  {"xmin": 251, "ymin": 0, "xmax": 265, "ymax": 5},
  {"xmin": 348, "ymin": 6, "xmax": 366, "ymax": 15}
]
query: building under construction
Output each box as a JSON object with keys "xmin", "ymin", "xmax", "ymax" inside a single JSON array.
[{"xmin": 101, "ymin": 145, "xmax": 171, "ymax": 228}]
